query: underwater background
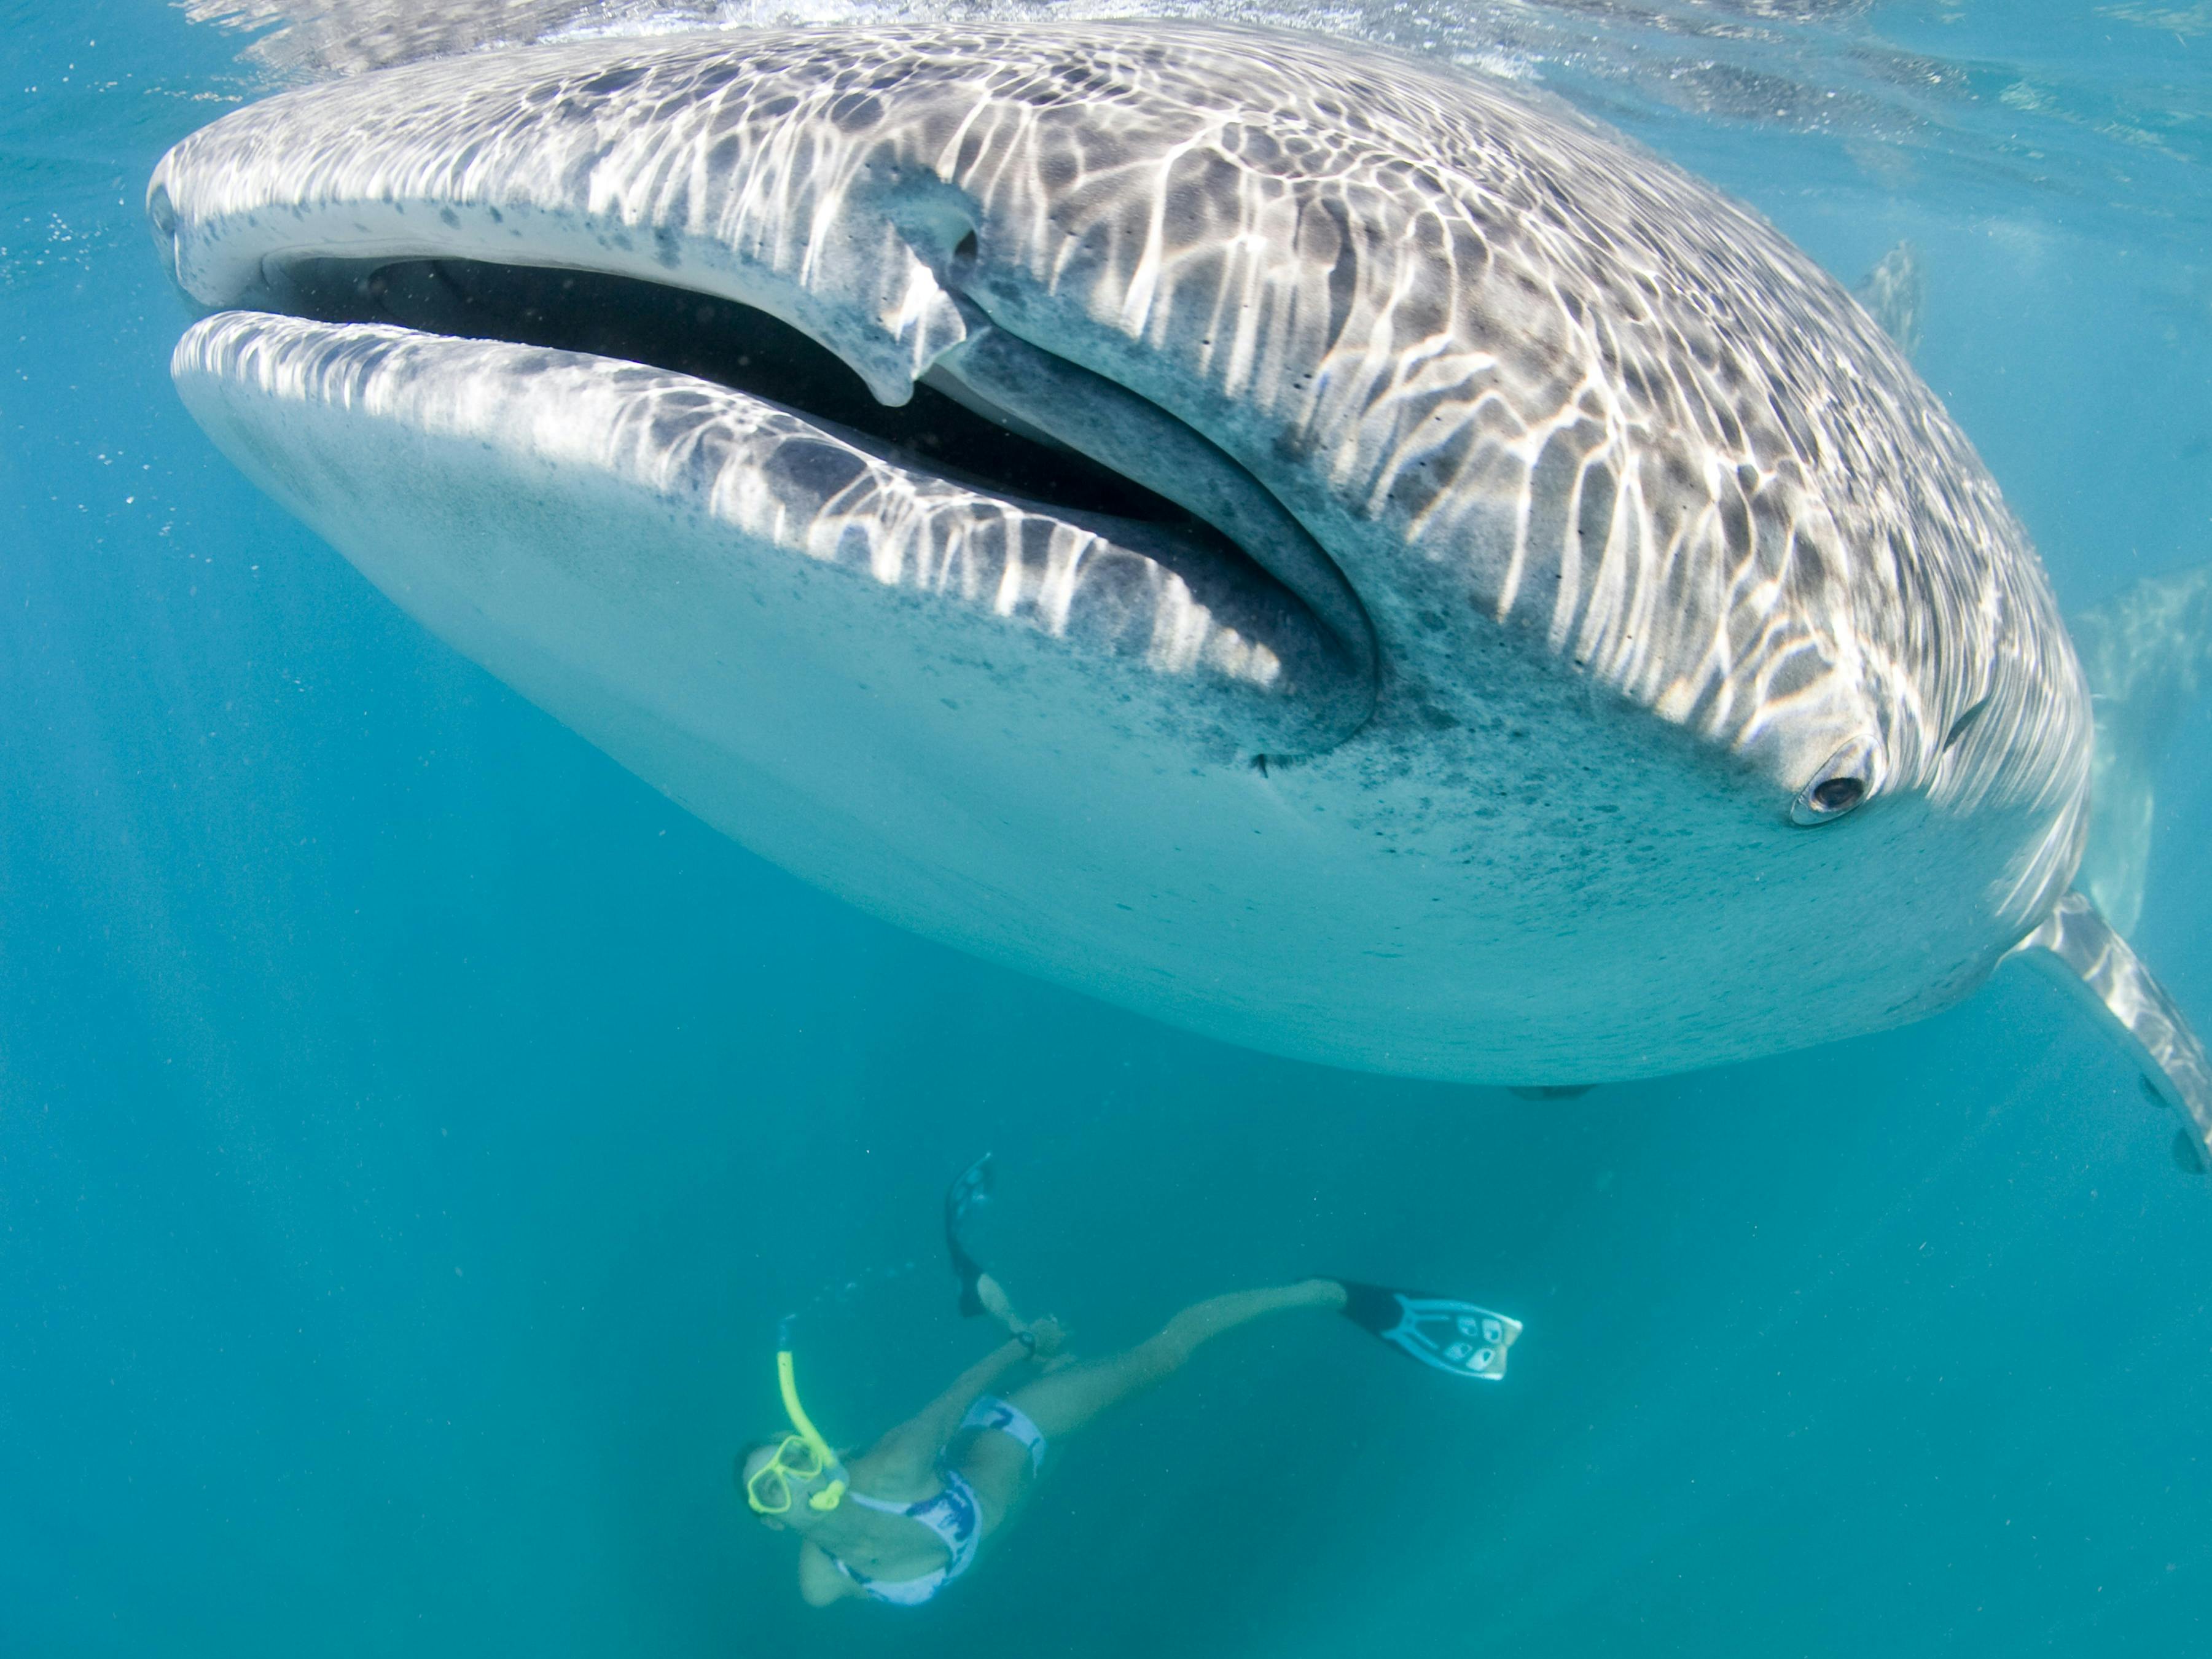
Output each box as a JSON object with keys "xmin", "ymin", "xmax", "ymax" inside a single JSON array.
[{"xmin": 4, "ymin": 1, "xmax": 2208, "ymax": 1653}]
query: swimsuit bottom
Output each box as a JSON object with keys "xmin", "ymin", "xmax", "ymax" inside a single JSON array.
[
  {"xmin": 832, "ymin": 1396, "xmax": 1049, "ymax": 1606},
  {"xmin": 958, "ymin": 1393, "xmax": 1048, "ymax": 1475}
]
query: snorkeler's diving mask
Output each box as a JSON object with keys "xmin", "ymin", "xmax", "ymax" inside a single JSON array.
[{"xmin": 744, "ymin": 1330, "xmax": 846, "ymax": 1515}]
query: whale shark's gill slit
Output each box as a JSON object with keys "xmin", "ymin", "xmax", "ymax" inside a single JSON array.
[{"xmin": 273, "ymin": 255, "xmax": 1199, "ymax": 534}]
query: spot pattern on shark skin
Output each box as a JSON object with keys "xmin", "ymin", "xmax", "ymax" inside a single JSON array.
[{"xmin": 149, "ymin": 23, "xmax": 2205, "ymax": 1117}]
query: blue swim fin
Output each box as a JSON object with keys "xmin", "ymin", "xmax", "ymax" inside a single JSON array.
[{"xmin": 1339, "ymin": 1281, "xmax": 1522, "ymax": 1381}]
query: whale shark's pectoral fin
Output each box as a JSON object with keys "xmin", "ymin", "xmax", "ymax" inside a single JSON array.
[
  {"xmin": 1853, "ymin": 240, "xmax": 1923, "ymax": 360},
  {"xmin": 2070, "ymin": 561, "xmax": 2211, "ymax": 934},
  {"xmin": 2008, "ymin": 891, "xmax": 2212, "ymax": 1173}
]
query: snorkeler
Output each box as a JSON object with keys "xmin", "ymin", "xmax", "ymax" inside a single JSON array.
[{"xmin": 737, "ymin": 1157, "xmax": 1520, "ymax": 1609}]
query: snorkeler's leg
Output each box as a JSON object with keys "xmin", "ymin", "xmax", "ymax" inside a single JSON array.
[{"xmin": 1007, "ymin": 1279, "xmax": 1345, "ymax": 1440}]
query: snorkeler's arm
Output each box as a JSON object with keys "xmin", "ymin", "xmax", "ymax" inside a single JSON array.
[
  {"xmin": 797, "ymin": 1540, "xmax": 861, "ymax": 1606},
  {"xmin": 862, "ymin": 1333, "xmax": 1042, "ymax": 1486}
]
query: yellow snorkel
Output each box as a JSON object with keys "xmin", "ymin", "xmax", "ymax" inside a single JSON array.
[
  {"xmin": 776, "ymin": 1346, "xmax": 846, "ymax": 1510},
  {"xmin": 745, "ymin": 1318, "xmax": 846, "ymax": 1516}
]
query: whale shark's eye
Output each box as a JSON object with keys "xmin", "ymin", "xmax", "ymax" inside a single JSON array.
[{"xmin": 1790, "ymin": 740, "xmax": 1878, "ymax": 826}]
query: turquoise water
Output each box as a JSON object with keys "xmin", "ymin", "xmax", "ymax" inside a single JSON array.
[{"xmin": 4, "ymin": 2, "xmax": 2209, "ymax": 1653}]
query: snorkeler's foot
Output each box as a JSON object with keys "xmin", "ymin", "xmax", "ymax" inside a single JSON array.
[
  {"xmin": 975, "ymin": 1271, "xmax": 1017, "ymax": 1325},
  {"xmin": 1336, "ymin": 1281, "xmax": 1522, "ymax": 1381},
  {"xmin": 945, "ymin": 1153, "xmax": 996, "ymax": 1316}
]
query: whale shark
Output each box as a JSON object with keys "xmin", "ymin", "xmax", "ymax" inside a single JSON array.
[{"xmin": 146, "ymin": 23, "xmax": 2211, "ymax": 1165}]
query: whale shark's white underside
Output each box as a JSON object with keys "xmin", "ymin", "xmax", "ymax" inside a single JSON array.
[{"xmin": 147, "ymin": 23, "xmax": 2211, "ymax": 1166}]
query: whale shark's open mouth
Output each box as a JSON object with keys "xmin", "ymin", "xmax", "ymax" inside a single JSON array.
[
  {"xmin": 146, "ymin": 18, "xmax": 1401, "ymax": 771},
  {"xmin": 154, "ymin": 44, "xmax": 1385, "ymax": 764},
  {"xmin": 270, "ymin": 254, "xmax": 1255, "ymax": 563}
]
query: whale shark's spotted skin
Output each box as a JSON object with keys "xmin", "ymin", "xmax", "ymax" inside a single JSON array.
[{"xmin": 149, "ymin": 24, "xmax": 2208, "ymax": 1156}]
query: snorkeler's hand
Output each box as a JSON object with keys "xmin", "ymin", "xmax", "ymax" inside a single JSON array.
[{"xmin": 1023, "ymin": 1316, "xmax": 1066, "ymax": 1359}]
